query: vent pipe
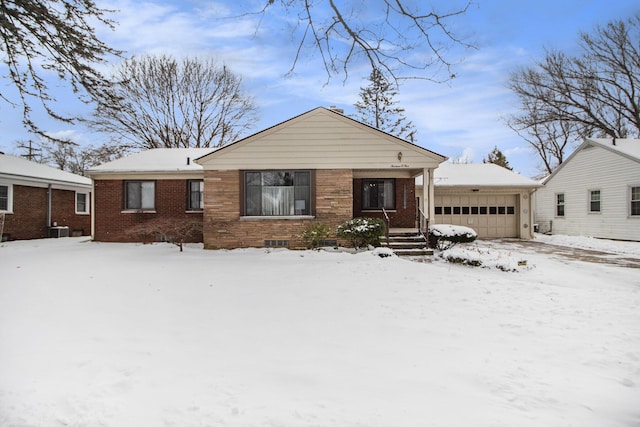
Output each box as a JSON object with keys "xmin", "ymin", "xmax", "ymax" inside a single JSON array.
[{"xmin": 187, "ymin": 157, "xmax": 191, "ymax": 165}]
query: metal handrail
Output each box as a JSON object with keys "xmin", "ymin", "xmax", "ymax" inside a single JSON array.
[{"xmin": 382, "ymin": 207, "xmax": 390, "ymax": 244}]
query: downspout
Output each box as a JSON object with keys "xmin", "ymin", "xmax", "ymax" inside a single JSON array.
[
  {"xmin": 91, "ymin": 179, "xmax": 96, "ymax": 240},
  {"xmin": 46, "ymin": 183, "xmax": 52, "ymax": 229}
]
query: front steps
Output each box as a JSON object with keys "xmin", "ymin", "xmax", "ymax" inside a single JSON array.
[{"xmin": 382, "ymin": 230, "xmax": 433, "ymax": 257}]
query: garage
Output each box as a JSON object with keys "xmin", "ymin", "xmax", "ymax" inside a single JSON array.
[
  {"xmin": 417, "ymin": 163, "xmax": 542, "ymax": 239},
  {"xmin": 434, "ymin": 193, "xmax": 519, "ymax": 238}
]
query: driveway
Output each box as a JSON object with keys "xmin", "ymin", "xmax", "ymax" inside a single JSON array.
[{"xmin": 482, "ymin": 238, "xmax": 640, "ymax": 269}]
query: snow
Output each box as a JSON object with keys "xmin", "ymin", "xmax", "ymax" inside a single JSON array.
[
  {"xmin": 1, "ymin": 236, "xmax": 639, "ymax": 426},
  {"xmin": 429, "ymin": 223, "xmax": 478, "ymax": 238},
  {"xmin": 0, "ymin": 153, "xmax": 91, "ymax": 187},
  {"xmin": 433, "ymin": 163, "xmax": 542, "ymax": 187},
  {"xmin": 86, "ymin": 148, "xmax": 215, "ymax": 174}
]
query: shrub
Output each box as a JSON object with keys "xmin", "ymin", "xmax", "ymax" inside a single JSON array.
[
  {"xmin": 125, "ymin": 218, "xmax": 203, "ymax": 251},
  {"xmin": 300, "ymin": 222, "xmax": 331, "ymax": 249},
  {"xmin": 336, "ymin": 217, "xmax": 385, "ymax": 249},
  {"xmin": 428, "ymin": 224, "xmax": 477, "ymax": 251}
]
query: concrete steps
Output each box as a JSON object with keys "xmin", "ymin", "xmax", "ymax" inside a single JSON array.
[{"xmin": 381, "ymin": 231, "xmax": 433, "ymax": 257}]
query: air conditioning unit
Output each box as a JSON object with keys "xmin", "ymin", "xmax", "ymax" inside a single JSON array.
[{"xmin": 49, "ymin": 226, "xmax": 70, "ymax": 238}]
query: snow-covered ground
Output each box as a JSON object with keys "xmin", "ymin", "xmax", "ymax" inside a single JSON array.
[{"xmin": 1, "ymin": 235, "xmax": 639, "ymax": 426}]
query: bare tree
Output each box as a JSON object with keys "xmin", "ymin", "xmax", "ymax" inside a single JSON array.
[
  {"xmin": 507, "ymin": 15, "xmax": 640, "ymax": 172},
  {"xmin": 354, "ymin": 67, "xmax": 416, "ymax": 141},
  {"xmin": 0, "ymin": 0, "xmax": 121, "ymax": 137},
  {"xmin": 17, "ymin": 138, "xmax": 129, "ymax": 175},
  {"xmin": 91, "ymin": 54, "xmax": 258, "ymax": 149},
  {"xmin": 251, "ymin": 1, "xmax": 473, "ymax": 83},
  {"xmin": 507, "ymin": 99, "xmax": 591, "ymax": 175}
]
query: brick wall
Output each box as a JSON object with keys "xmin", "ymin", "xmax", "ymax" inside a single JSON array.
[
  {"xmin": 93, "ymin": 179, "xmax": 203, "ymax": 242},
  {"xmin": 203, "ymin": 169, "xmax": 353, "ymax": 249},
  {"xmin": 353, "ymin": 177, "xmax": 416, "ymax": 227},
  {"xmin": 2, "ymin": 185, "xmax": 91, "ymax": 240}
]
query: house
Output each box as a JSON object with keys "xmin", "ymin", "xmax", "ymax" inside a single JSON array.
[
  {"xmin": 417, "ymin": 163, "xmax": 542, "ymax": 239},
  {"xmin": 0, "ymin": 152, "xmax": 92, "ymax": 241},
  {"xmin": 533, "ymin": 138, "xmax": 640, "ymax": 241},
  {"xmin": 88, "ymin": 147, "xmax": 213, "ymax": 242},
  {"xmin": 88, "ymin": 107, "xmax": 447, "ymax": 249}
]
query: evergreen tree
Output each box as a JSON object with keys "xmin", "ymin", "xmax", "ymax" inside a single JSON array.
[
  {"xmin": 483, "ymin": 146, "xmax": 513, "ymax": 170},
  {"xmin": 354, "ymin": 68, "xmax": 417, "ymax": 142}
]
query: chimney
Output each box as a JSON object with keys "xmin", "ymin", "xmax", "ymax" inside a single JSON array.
[{"xmin": 328, "ymin": 105, "xmax": 344, "ymax": 114}]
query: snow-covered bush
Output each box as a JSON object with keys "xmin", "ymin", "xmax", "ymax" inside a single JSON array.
[
  {"xmin": 428, "ymin": 224, "xmax": 477, "ymax": 251},
  {"xmin": 437, "ymin": 245, "xmax": 531, "ymax": 272},
  {"xmin": 372, "ymin": 247, "xmax": 395, "ymax": 258},
  {"xmin": 300, "ymin": 222, "xmax": 331, "ymax": 249},
  {"xmin": 336, "ymin": 217, "xmax": 385, "ymax": 249}
]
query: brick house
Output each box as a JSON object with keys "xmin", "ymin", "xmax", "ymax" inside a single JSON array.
[
  {"xmin": 88, "ymin": 107, "xmax": 446, "ymax": 249},
  {"xmin": 87, "ymin": 147, "xmax": 213, "ymax": 243},
  {"xmin": 0, "ymin": 153, "xmax": 92, "ymax": 241}
]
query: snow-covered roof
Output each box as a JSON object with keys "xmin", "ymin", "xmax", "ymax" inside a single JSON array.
[
  {"xmin": 587, "ymin": 138, "xmax": 640, "ymax": 162},
  {"xmin": 87, "ymin": 148, "xmax": 216, "ymax": 174},
  {"xmin": 0, "ymin": 153, "xmax": 91, "ymax": 189},
  {"xmin": 431, "ymin": 163, "xmax": 542, "ymax": 188}
]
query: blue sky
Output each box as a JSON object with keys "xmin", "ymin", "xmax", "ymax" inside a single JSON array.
[{"xmin": 1, "ymin": 0, "xmax": 638, "ymax": 177}]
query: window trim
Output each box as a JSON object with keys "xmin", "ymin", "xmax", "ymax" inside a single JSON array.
[
  {"xmin": 555, "ymin": 193, "xmax": 565, "ymax": 217},
  {"xmin": 362, "ymin": 178, "xmax": 396, "ymax": 210},
  {"xmin": 0, "ymin": 182, "xmax": 13, "ymax": 214},
  {"xmin": 75, "ymin": 191, "xmax": 90, "ymax": 215},
  {"xmin": 588, "ymin": 189, "xmax": 601, "ymax": 214},
  {"xmin": 241, "ymin": 170, "xmax": 314, "ymax": 217},
  {"xmin": 123, "ymin": 180, "xmax": 156, "ymax": 212},
  {"xmin": 630, "ymin": 185, "xmax": 640, "ymax": 217},
  {"xmin": 187, "ymin": 179, "xmax": 204, "ymax": 212}
]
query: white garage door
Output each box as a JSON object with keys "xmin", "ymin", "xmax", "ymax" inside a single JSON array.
[{"xmin": 434, "ymin": 194, "xmax": 519, "ymax": 238}]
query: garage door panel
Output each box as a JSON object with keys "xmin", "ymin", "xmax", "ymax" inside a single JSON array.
[{"xmin": 434, "ymin": 193, "xmax": 519, "ymax": 238}]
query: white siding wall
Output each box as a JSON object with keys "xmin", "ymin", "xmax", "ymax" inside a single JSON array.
[
  {"xmin": 534, "ymin": 145, "xmax": 640, "ymax": 241},
  {"xmin": 198, "ymin": 109, "xmax": 443, "ymax": 170}
]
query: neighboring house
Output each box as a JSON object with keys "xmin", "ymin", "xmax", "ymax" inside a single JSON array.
[
  {"xmin": 533, "ymin": 138, "xmax": 640, "ymax": 241},
  {"xmin": 416, "ymin": 163, "xmax": 542, "ymax": 239},
  {"xmin": 0, "ymin": 153, "xmax": 92, "ymax": 241},
  {"xmin": 88, "ymin": 107, "xmax": 447, "ymax": 249}
]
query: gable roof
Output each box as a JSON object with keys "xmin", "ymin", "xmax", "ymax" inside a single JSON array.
[
  {"xmin": 196, "ymin": 107, "xmax": 447, "ymax": 170},
  {"xmin": 427, "ymin": 163, "xmax": 542, "ymax": 188},
  {"xmin": 584, "ymin": 138, "xmax": 640, "ymax": 162},
  {"xmin": 0, "ymin": 153, "xmax": 91, "ymax": 189},
  {"xmin": 86, "ymin": 148, "xmax": 215, "ymax": 175},
  {"xmin": 542, "ymin": 138, "xmax": 640, "ymax": 183}
]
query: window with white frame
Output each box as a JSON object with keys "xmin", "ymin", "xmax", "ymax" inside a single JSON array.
[
  {"xmin": 0, "ymin": 184, "xmax": 12, "ymax": 212},
  {"xmin": 76, "ymin": 192, "xmax": 89, "ymax": 214},
  {"xmin": 631, "ymin": 186, "xmax": 640, "ymax": 216},
  {"xmin": 362, "ymin": 178, "xmax": 395, "ymax": 210},
  {"xmin": 589, "ymin": 190, "xmax": 601, "ymax": 213},
  {"xmin": 188, "ymin": 180, "xmax": 204, "ymax": 211},
  {"xmin": 556, "ymin": 193, "xmax": 565, "ymax": 217},
  {"xmin": 244, "ymin": 171, "xmax": 311, "ymax": 216},
  {"xmin": 124, "ymin": 181, "xmax": 155, "ymax": 210}
]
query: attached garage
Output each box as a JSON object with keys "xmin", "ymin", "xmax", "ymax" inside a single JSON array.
[
  {"xmin": 434, "ymin": 193, "xmax": 519, "ymax": 238},
  {"xmin": 418, "ymin": 163, "xmax": 542, "ymax": 239}
]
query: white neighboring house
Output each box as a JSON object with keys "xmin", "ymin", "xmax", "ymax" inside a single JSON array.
[
  {"xmin": 533, "ymin": 138, "xmax": 640, "ymax": 241},
  {"xmin": 417, "ymin": 163, "xmax": 542, "ymax": 239}
]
